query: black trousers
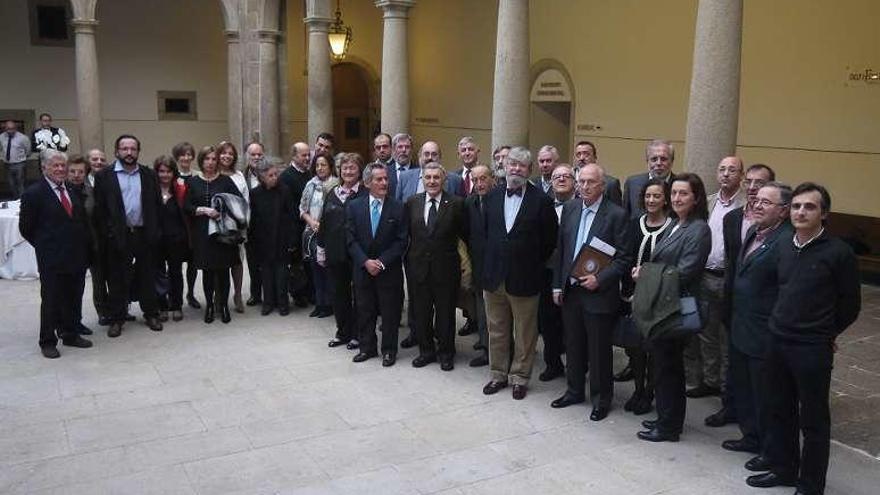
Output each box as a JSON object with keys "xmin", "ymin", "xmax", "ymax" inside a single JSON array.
[
  {"xmin": 186, "ymin": 261, "xmax": 198, "ymax": 298},
  {"xmin": 539, "ymin": 268, "xmax": 565, "ymax": 369},
  {"xmin": 764, "ymin": 335, "xmax": 833, "ymax": 494},
  {"xmin": 411, "ymin": 273, "xmax": 459, "ymax": 360},
  {"xmin": 39, "ymin": 270, "xmax": 80, "ymax": 348},
  {"xmin": 561, "ymin": 287, "xmax": 615, "ymax": 405},
  {"xmin": 260, "ymin": 260, "xmax": 289, "ymax": 309},
  {"xmin": 105, "ymin": 229, "xmax": 159, "ymax": 322},
  {"xmin": 90, "ymin": 249, "xmax": 110, "ymax": 318},
  {"xmin": 730, "ymin": 344, "xmax": 768, "ymax": 450},
  {"xmin": 355, "ymin": 272, "xmax": 403, "ymax": 356},
  {"xmin": 245, "ymin": 240, "xmax": 262, "ymax": 301},
  {"xmin": 73, "ymin": 268, "xmax": 86, "ymax": 325},
  {"xmin": 651, "ymin": 336, "xmax": 687, "ymax": 434},
  {"xmin": 328, "ymin": 262, "xmax": 356, "ymax": 341},
  {"xmin": 626, "ymin": 346, "xmax": 654, "ymax": 398},
  {"xmin": 202, "ymin": 267, "xmax": 231, "ymax": 308},
  {"xmin": 157, "ymin": 242, "xmax": 185, "ymax": 311}
]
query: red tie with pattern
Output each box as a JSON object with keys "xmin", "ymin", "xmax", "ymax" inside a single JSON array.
[{"xmin": 57, "ymin": 186, "xmax": 72, "ymax": 217}]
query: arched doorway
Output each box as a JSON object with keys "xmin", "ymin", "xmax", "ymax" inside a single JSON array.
[
  {"xmin": 529, "ymin": 64, "xmax": 575, "ymax": 163},
  {"xmin": 331, "ymin": 62, "xmax": 372, "ymax": 159}
]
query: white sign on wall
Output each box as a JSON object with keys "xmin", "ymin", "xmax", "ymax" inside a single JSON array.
[{"xmin": 530, "ymin": 69, "xmax": 572, "ymax": 102}]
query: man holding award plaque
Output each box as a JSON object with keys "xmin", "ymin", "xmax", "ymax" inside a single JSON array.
[{"xmin": 551, "ymin": 163, "xmax": 633, "ymax": 421}]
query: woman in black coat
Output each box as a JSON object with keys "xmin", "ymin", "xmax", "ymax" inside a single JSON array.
[
  {"xmin": 247, "ymin": 158, "xmax": 295, "ymax": 316},
  {"xmin": 184, "ymin": 145, "xmax": 242, "ymax": 324},
  {"xmin": 153, "ymin": 155, "xmax": 190, "ymax": 322},
  {"xmin": 317, "ymin": 153, "xmax": 366, "ymax": 349}
]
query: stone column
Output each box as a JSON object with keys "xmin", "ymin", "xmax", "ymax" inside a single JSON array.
[
  {"xmin": 491, "ymin": 0, "xmax": 530, "ymax": 152},
  {"xmin": 304, "ymin": 2, "xmax": 333, "ymax": 145},
  {"xmin": 225, "ymin": 30, "xmax": 244, "ymax": 153},
  {"xmin": 257, "ymin": 29, "xmax": 282, "ymax": 156},
  {"xmin": 375, "ymin": 0, "xmax": 415, "ymax": 135},
  {"xmin": 684, "ymin": 0, "xmax": 743, "ymax": 185},
  {"xmin": 71, "ymin": 18, "xmax": 103, "ymax": 152}
]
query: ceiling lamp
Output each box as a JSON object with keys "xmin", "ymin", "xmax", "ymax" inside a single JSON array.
[{"xmin": 327, "ymin": 0, "xmax": 352, "ymax": 61}]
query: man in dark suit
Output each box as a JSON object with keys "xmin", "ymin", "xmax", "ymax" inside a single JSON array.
[
  {"xmin": 720, "ymin": 182, "xmax": 792, "ymax": 468},
  {"xmin": 19, "ymin": 150, "xmax": 93, "ymax": 358},
  {"xmin": 622, "ymin": 139, "xmax": 675, "ymax": 219},
  {"xmin": 405, "ymin": 163, "xmax": 467, "ymax": 370},
  {"xmin": 464, "ymin": 165, "xmax": 495, "ymax": 367},
  {"xmin": 280, "ymin": 141, "xmax": 313, "ymax": 308},
  {"xmin": 385, "ymin": 133, "xmax": 417, "ymax": 199},
  {"xmin": 572, "ymin": 141, "xmax": 622, "ymax": 206},
  {"xmin": 93, "ymin": 134, "xmax": 163, "ymax": 337},
  {"xmin": 347, "ymin": 162, "xmax": 409, "ymax": 367},
  {"xmin": 550, "ymin": 163, "xmax": 633, "ymax": 420},
  {"xmin": 66, "ymin": 155, "xmax": 94, "ymax": 336},
  {"xmin": 481, "ymin": 147, "xmax": 558, "ymax": 400},
  {"xmin": 449, "ymin": 136, "xmax": 481, "ymax": 197}
]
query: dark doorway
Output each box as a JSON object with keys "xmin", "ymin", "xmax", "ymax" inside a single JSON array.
[{"xmin": 331, "ymin": 63, "xmax": 371, "ymax": 159}]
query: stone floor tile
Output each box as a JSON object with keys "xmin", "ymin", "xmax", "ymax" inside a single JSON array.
[
  {"xmin": 0, "ymin": 420, "xmax": 69, "ymax": 466},
  {"xmin": 7, "ymin": 447, "xmax": 128, "ymax": 494},
  {"xmin": 209, "ymin": 366, "xmax": 297, "ymax": 395},
  {"xmin": 0, "ymin": 371, "xmax": 60, "ymax": 407},
  {"xmin": 394, "ymin": 445, "xmax": 517, "ymax": 494},
  {"xmin": 0, "ymin": 395, "xmax": 98, "ymax": 429},
  {"xmin": 91, "ymin": 378, "xmax": 218, "ymax": 414},
  {"xmin": 240, "ymin": 409, "xmax": 352, "ymax": 448},
  {"xmin": 57, "ymin": 362, "xmax": 163, "ymax": 399},
  {"xmin": 120, "ymin": 426, "xmax": 252, "ymax": 471},
  {"xmin": 29, "ymin": 464, "xmax": 196, "ymax": 495},
  {"xmin": 280, "ymin": 466, "xmax": 417, "ymax": 495}
]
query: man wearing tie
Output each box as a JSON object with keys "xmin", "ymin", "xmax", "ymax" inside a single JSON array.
[
  {"xmin": 464, "ymin": 165, "xmax": 495, "ymax": 367},
  {"xmin": 19, "ymin": 150, "xmax": 93, "ymax": 358},
  {"xmin": 385, "ymin": 133, "xmax": 416, "ymax": 199},
  {"xmin": 481, "ymin": 147, "xmax": 558, "ymax": 400},
  {"xmin": 1, "ymin": 120, "xmax": 31, "ymax": 200},
  {"xmin": 405, "ymin": 163, "xmax": 467, "ymax": 370},
  {"xmin": 551, "ymin": 163, "xmax": 633, "ymax": 421},
  {"xmin": 451, "ymin": 136, "xmax": 480, "ymax": 197},
  {"xmin": 347, "ymin": 163, "xmax": 409, "ymax": 367},
  {"xmin": 535, "ymin": 145, "xmax": 559, "ymax": 195}
]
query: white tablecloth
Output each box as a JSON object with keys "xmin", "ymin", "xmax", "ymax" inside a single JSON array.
[{"xmin": 0, "ymin": 200, "xmax": 39, "ymax": 280}]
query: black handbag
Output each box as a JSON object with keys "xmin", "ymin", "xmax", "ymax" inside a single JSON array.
[{"xmin": 612, "ymin": 312, "xmax": 643, "ymax": 348}]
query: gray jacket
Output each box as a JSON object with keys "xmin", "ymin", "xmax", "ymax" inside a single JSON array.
[{"xmin": 209, "ymin": 192, "xmax": 249, "ymax": 244}]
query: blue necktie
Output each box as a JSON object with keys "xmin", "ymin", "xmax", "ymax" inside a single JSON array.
[
  {"xmin": 370, "ymin": 199, "xmax": 381, "ymax": 237},
  {"xmin": 573, "ymin": 207, "xmax": 592, "ymax": 261}
]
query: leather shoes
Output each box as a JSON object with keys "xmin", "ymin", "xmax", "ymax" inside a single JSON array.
[
  {"xmin": 685, "ymin": 383, "xmax": 721, "ymax": 398},
  {"xmin": 145, "ymin": 317, "xmax": 163, "ymax": 332},
  {"xmin": 382, "ymin": 353, "xmax": 396, "ymax": 367},
  {"xmin": 482, "ymin": 380, "xmax": 508, "ymax": 395},
  {"xmin": 278, "ymin": 306, "xmax": 290, "ymax": 316},
  {"xmin": 204, "ymin": 305, "xmax": 215, "ymax": 324},
  {"xmin": 400, "ymin": 335, "xmax": 417, "ymax": 349},
  {"xmin": 187, "ymin": 294, "xmax": 202, "ymax": 309},
  {"xmin": 641, "ymin": 419, "xmax": 657, "ymax": 430},
  {"xmin": 353, "ymin": 351, "xmax": 378, "ymax": 363},
  {"xmin": 220, "ymin": 305, "xmax": 231, "ymax": 324},
  {"xmin": 107, "ymin": 322, "xmax": 122, "ymax": 338},
  {"xmin": 412, "ymin": 354, "xmax": 437, "ymax": 368},
  {"xmin": 705, "ymin": 407, "xmax": 736, "ymax": 427},
  {"xmin": 745, "ymin": 455, "xmax": 772, "ymax": 472},
  {"xmin": 77, "ymin": 324, "xmax": 93, "ymax": 335},
  {"xmin": 613, "ymin": 365, "xmax": 634, "ymax": 382},
  {"xmin": 346, "ymin": 339, "xmax": 360, "ymax": 350},
  {"xmin": 308, "ymin": 307, "xmax": 321, "ymax": 317},
  {"xmin": 745, "ymin": 472, "xmax": 796, "ymax": 489},
  {"xmin": 98, "ymin": 316, "xmax": 111, "ymax": 326},
  {"xmin": 261, "ymin": 305, "xmax": 275, "ymax": 316},
  {"xmin": 246, "ymin": 297, "xmax": 261, "ymax": 306},
  {"xmin": 41, "ymin": 347, "xmax": 60, "ymax": 359},
  {"xmin": 512, "ymin": 384, "xmax": 527, "ymax": 400},
  {"xmin": 62, "ymin": 336, "xmax": 93, "ymax": 348},
  {"xmin": 590, "ymin": 405, "xmax": 610, "ymax": 421},
  {"xmin": 550, "ymin": 393, "xmax": 585, "ymax": 409},
  {"xmin": 721, "ymin": 438, "xmax": 760, "ymax": 454},
  {"xmin": 440, "ymin": 359, "xmax": 454, "ymax": 371},
  {"xmin": 328, "ymin": 337, "xmax": 348, "ymax": 348},
  {"xmin": 469, "ymin": 354, "xmax": 489, "ymax": 367},
  {"xmin": 637, "ymin": 428, "xmax": 680, "ymax": 442},
  {"xmin": 538, "ymin": 365, "xmax": 564, "ymax": 382},
  {"xmin": 632, "ymin": 396, "xmax": 654, "ymax": 415},
  {"xmin": 457, "ymin": 320, "xmax": 475, "ymax": 336}
]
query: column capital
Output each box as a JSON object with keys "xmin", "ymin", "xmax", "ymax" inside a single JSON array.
[
  {"xmin": 70, "ymin": 18, "xmax": 99, "ymax": 35},
  {"xmin": 256, "ymin": 29, "xmax": 282, "ymax": 43},
  {"xmin": 224, "ymin": 30, "xmax": 240, "ymax": 43},
  {"xmin": 375, "ymin": 0, "xmax": 415, "ymax": 18},
  {"xmin": 303, "ymin": 15, "xmax": 332, "ymax": 32}
]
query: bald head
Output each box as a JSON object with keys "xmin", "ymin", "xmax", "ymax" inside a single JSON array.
[
  {"xmin": 291, "ymin": 142, "xmax": 310, "ymax": 167},
  {"xmin": 419, "ymin": 141, "xmax": 441, "ymax": 166}
]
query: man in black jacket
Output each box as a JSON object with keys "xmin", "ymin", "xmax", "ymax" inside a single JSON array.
[
  {"xmin": 481, "ymin": 147, "xmax": 558, "ymax": 400},
  {"xmin": 747, "ymin": 182, "xmax": 861, "ymax": 495},
  {"xmin": 464, "ymin": 165, "xmax": 494, "ymax": 367}
]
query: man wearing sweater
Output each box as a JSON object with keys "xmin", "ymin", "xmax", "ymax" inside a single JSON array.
[{"xmin": 747, "ymin": 182, "xmax": 861, "ymax": 495}]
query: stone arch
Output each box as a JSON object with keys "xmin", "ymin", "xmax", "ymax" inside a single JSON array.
[
  {"xmin": 529, "ymin": 59, "xmax": 577, "ymax": 162},
  {"xmin": 331, "ymin": 56, "xmax": 381, "ymax": 158}
]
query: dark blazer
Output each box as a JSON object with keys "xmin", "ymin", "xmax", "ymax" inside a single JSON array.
[
  {"xmin": 623, "ymin": 172, "xmax": 675, "ymax": 219},
  {"xmin": 722, "ymin": 206, "xmax": 746, "ymax": 326},
  {"xmin": 730, "ymin": 222, "xmax": 793, "ymax": 358},
  {"xmin": 317, "ymin": 185, "xmax": 366, "ymax": 266},
  {"xmin": 481, "ymin": 183, "xmax": 558, "ymax": 296},
  {"xmin": 396, "ymin": 168, "xmax": 463, "ymax": 202},
  {"xmin": 19, "ymin": 179, "xmax": 90, "ymax": 274},
  {"xmin": 605, "ymin": 175, "xmax": 623, "ymax": 206},
  {"xmin": 404, "ymin": 192, "xmax": 466, "ymax": 285},
  {"xmin": 93, "ymin": 163, "xmax": 163, "ymax": 250},
  {"xmin": 465, "ymin": 194, "xmax": 488, "ymax": 290},
  {"xmin": 248, "ymin": 183, "xmax": 295, "ymax": 262},
  {"xmin": 385, "ymin": 160, "xmax": 418, "ymax": 198},
  {"xmin": 650, "ymin": 218, "xmax": 712, "ymax": 304},
  {"xmin": 553, "ymin": 198, "xmax": 633, "ymax": 314},
  {"xmin": 345, "ymin": 194, "xmax": 409, "ymax": 286}
]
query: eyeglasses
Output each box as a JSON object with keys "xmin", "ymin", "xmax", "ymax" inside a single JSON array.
[
  {"xmin": 551, "ymin": 174, "xmax": 574, "ymax": 181},
  {"xmin": 743, "ymin": 179, "xmax": 767, "ymax": 187},
  {"xmin": 754, "ymin": 198, "xmax": 786, "ymax": 208}
]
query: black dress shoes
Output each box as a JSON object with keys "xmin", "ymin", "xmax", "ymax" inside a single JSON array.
[
  {"xmin": 220, "ymin": 305, "xmax": 232, "ymax": 324},
  {"xmin": 293, "ymin": 296, "xmax": 309, "ymax": 308},
  {"xmin": 512, "ymin": 384, "xmax": 527, "ymax": 400},
  {"xmin": 308, "ymin": 307, "xmax": 321, "ymax": 317},
  {"xmin": 145, "ymin": 317, "xmax": 163, "ymax": 332},
  {"xmin": 98, "ymin": 316, "xmax": 111, "ymax": 326},
  {"xmin": 457, "ymin": 320, "xmax": 475, "ymax": 336},
  {"xmin": 246, "ymin": 297, "xmax": 261, "ymax": 307},
  {"xmin": 62, "ymin": 336, "xmax": 93, "ymax": 348},
  {"xmin": 382, "ymin": 353, "xmax": 396, "ymax": 367},
  {"xmin": 745, "ymin": 455, "xmax": 772, "ymax": 472},
  {"xmin": 41, "ymin": 347, "xmax": 60, "ymax": 359},
  {"xmin": 704, "ymin": 407, "xmax": 736, "ymax": 427},
  {"xmin": 328, "ymin": 337, "xmax": 347, "ymax": 348},
  {"xmin": 400, "ymin": 335, "xmax": 417, "ymax": 349},
  {"xmin": 353, "ymin": 351, "xmax": 378, "ymax": 363},
  {"xmin": 482, "ymin": 380, "xmax": 508, "ymax": 395},
  {"xmin": 613, "ymin": 365, "xmax": 634, "ymax": 382},
  {"xmin": 412, "ymin": 355, "xmax": 437, "ymax": 368},
  {"xmin": 278, "ymin": 306, "xmax": 290, "ymax": 316},
  {"xmin": 261, "ymin": 305, "xmax": 275, "ymax": 316},
  {"xmin": 346, "ymin": 339, "xmax": 360, "ymax": 350},
  {"xmin": 440, "ymin": 359, "xmax": 454, "ymax": 371},
  {"xmin": 721, "ymin": 438, "xmax": 760, "ymax": 454},
  {"xmin": 538, "ymin": 365, "xmax": 565, "ymax": 382},
  {"xmin": 107, "ymin": 322, "xmax": 122, "ymax": 338},
  {"xmin": 641, "ymin": 419, "xmax": 657, "ymax": 430},
  {"xmin": 685, "ymin": 383, "xmax": 721, "ymax": 398},
  {"xmin": 632, "ymin": 396, "xmax": 654, "ymax": 415},
  {"xmin": 550, "ymin": 394, "xmax": 585, "ymax": 409},
  {"xmin": 468, "ymin": 354, "xmax": 489, "ymax": 367},
  {"xmin": 590, "ymin": 405, "xmax": 610, "ymax": 421},
  {"xmin": 637, "ymin": 428, "xmax": 680, "ymax": 442},
  {"xmin": 204, "ymin": 305, "xmax": 215, "ymax": 324},
  {"xmin": 317, "ymin": 306, "xmax": 333, "ymax": 318},
  {"xmin": 745, "ymin": 472, "xmax": 796, "ymax": 488},
  {"xmin": 187, "ymin": 294, "xmax": 202, "ymax": 309},
  {"xmin": 77, "ymin": 324, "xmax": 93, "ymax": 335}
]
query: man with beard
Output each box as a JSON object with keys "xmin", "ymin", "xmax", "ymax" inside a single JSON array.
[
  {"xmin": 373, "ymin": 133, "xmax": 392, "ymax": 166},
  {"xmin": 385, "ymin": 133, "xmax": 416, "ymax": 198}
]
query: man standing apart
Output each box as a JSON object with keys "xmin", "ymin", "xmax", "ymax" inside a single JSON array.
[
  {"xmin": 19, "ymin": 150, "xmax": 92, "ymax": 358},
  {"xmin": 481, "ymin": 147, "xmax": 558, "ymax": 400},
  {"xmin": 1, "ymin": 120, "xmax": 31, "ymax": 199},
  {"xmin": 747, "ymin": 183, "xmax": 860, "ymax": 494},
  {"xmin": 93, "ymin": 135, "xmax": 163, "ymax": 337}
]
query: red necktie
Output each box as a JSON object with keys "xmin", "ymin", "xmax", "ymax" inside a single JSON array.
[
  {"xmin": 57, "ymin": 186, "xmax": 72, "ymax": 217},
  {"xmin": 463, "ymin": 169, "xmax": 472, "ymax": 195}
]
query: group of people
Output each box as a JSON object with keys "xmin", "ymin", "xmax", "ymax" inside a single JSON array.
[{"xmin": 19, "ymin": 129, "xmax": 862, "ymax": 495}]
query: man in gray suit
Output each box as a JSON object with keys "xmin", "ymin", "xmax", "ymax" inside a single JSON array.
[
  {"xmin": 573, "ymin": 141, "xmax": 622, "ymax": 206},
  {"xmin": 396, "ymin": 141, "xmax": 462, "ymax": 201},
  {"xmin": 622, "ymin": 139, "xmax": 676, "ymax": 218}
]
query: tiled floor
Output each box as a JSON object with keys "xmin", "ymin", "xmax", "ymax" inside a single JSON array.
[{"xmin": 0, "ymin": 278, "xmax": 878, "ymax": 494}]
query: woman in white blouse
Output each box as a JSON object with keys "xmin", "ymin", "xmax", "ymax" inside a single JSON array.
[{"xmin": 299, "ymin": 152, "xmax": 340, "ymax": 318}]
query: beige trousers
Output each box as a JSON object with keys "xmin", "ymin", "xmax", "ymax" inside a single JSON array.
[{"xmin": 483, "ymin": 284, "xmax": 540, "ymax": 386}]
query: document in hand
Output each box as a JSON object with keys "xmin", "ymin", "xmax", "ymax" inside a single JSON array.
[{"xmin": 572, "ymin": 236, "xmax": 616, "ymax": 279}]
